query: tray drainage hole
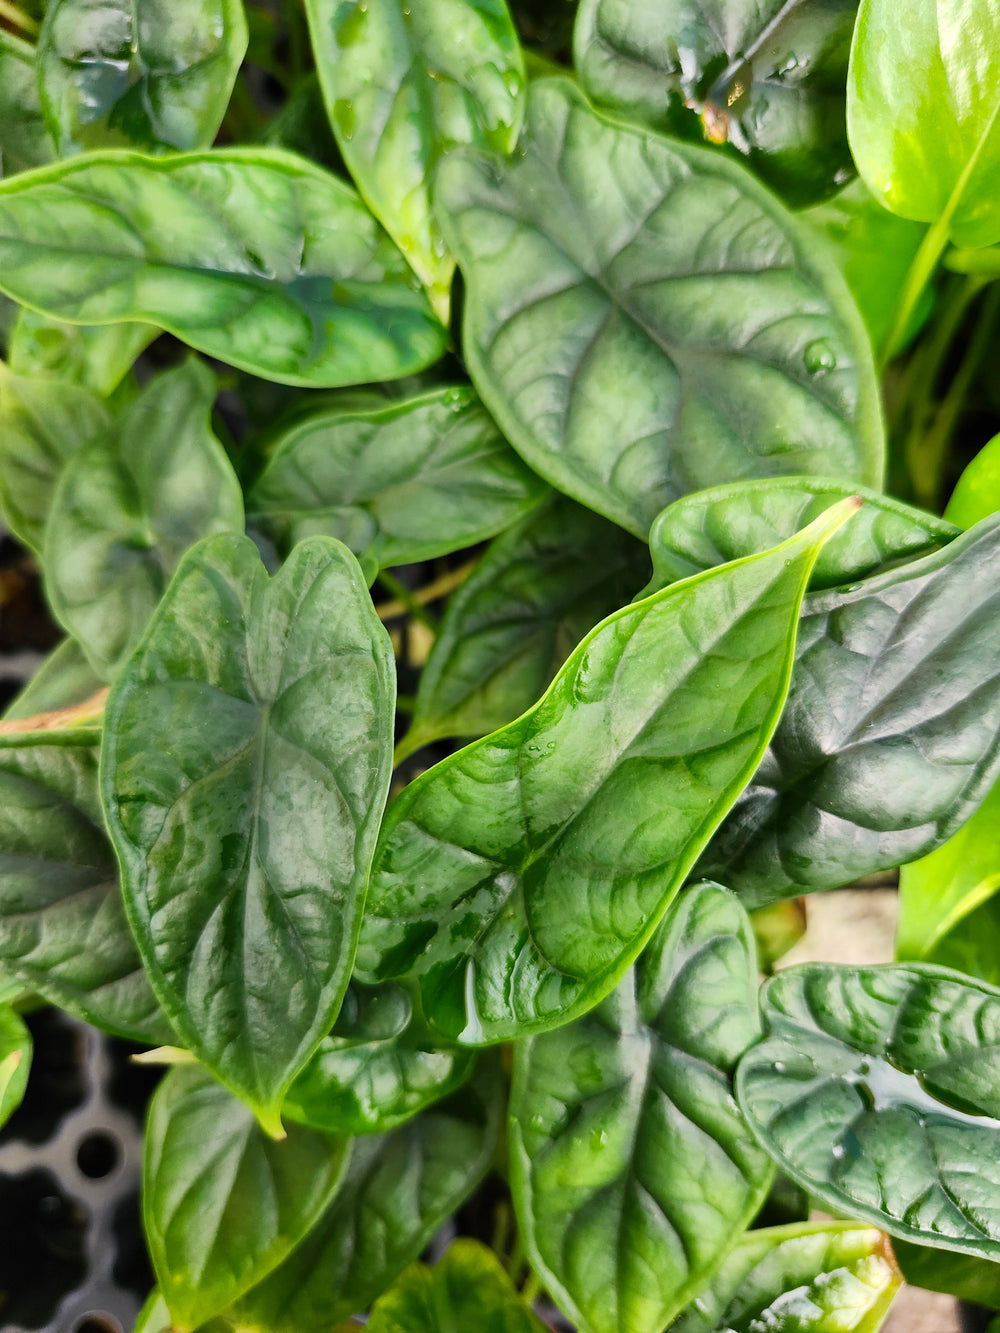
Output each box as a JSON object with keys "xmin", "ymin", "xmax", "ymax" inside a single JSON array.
[
  {"xmin": 76, "ymin": 1130, "xmax": 122, "ymax": 1180},
  {"xmin": 74, "ymin": 1315, "xmax": 122, "ymax": 1333}
]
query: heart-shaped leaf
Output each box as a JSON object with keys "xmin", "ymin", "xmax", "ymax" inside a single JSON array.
[
  {"xmin": 103, "ymin": 534, "xmax": 395, "ymax": 1132},
  {"xmin": 0, "ymin": 30, "xmax": 53, "ymax": 176},
  {"xmin": 358, "ymin": 499, "xmax": 857, "ymax": 1044},
  {"xmin": 0, "ymin": 148, "xmax": 446, "ymax": 387},
  {"xmin": 0, "ymin": 1006, "xmax": 32, "ymax": 1130},
  {"xmin": 510, "ymin": 882, "xmax": 772, "ymax": 1333},
  {"xmin": 436, "ymin": 79, "xmax": 883, "ymax": 537},
  {"xmin": 737, "ymin": 963, "xmax": 1000, "ymax": 1259}
]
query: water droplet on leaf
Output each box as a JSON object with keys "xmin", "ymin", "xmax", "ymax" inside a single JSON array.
[{"xmin": 804, "ymin": 339, "xmax": 837, "ymax": 373}]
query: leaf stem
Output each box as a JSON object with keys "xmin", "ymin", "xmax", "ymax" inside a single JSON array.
[
  {"xmin": 521, "ymin": 1272, "xmax": 543, "ymax": 1306},
  {"xmin": 881, "ymin": 212, "xmax": 951, "ymax": 366},
  {"xmin": 376, "ymin": 569, "xmax": 439, "ymax": 632},
  {"xmin": 374, "ymin": 558, "xmax": 476, "ymax": 622},
  {"xmin": 0, "ymin": 0, "xmax": 39, "ymax": 36}
]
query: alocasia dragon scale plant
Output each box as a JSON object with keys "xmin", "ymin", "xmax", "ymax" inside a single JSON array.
[{"xmin": 4, "ymin": 0, "xmax": 1000, "ymax": 1330}]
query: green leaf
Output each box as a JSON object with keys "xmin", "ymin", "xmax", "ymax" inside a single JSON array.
[
  {"xmin": 306, "ymin": 0, "xmax": 525, "ymax": 322},
  {"xmin": 847, "ymin": 0, "xmax": 1000, "ymax": 247},
  {"xmin": 736, "ymin": 962, "xmax": 1000, "ymax": 1259},
  {"xmin": 0, "ymin": 366, "xmax": 111, "ymax": 554},
  {"xmin": 44, "ymin": 357, "xmax": 245, "ymax": 680},
  {"xmin": 671, "ymin": 1222, "xmax": 900, "ymax": 1333},
  {"xmin": 437, "ymin": 79, "xmax": 883, "ymax": 538},
  {"xmin": 103, "ymin": 534, "xmax": 395, "ymax": 1131},
  {"xmin": 367, "ymin": 1240, "xmax": 547, "ymax": 1333},
  {"xmin": 2, "ymin": 637, "xmax": 103, "ymax": 722},
  {"xmin": 248, "ymin": 386, "xmax": 546, "ymax": 570},
  {"xmin": 642, "ymin": 478, "xmax": 959, "ymax": 597},
  {"xmin": 37, "ymin": 0, "xmax": 248, "ymax": 154},
  {"xmin": 144, "ymin": 1063, "xmax": 350, "ymax": 1330},
  {"xmin": 399, "ymin": 494, "xmax": 650, "ymax": 758},
  {"xmin": 0, "ymin": 730, "xmax": 169, "ymax": 1043},
  {"xmin": 510, "ymin": 882, "xmax": 772, "ymax": 1333},
  {"xmin": 751, "ymin": 899, "xmax": 807, "ymax": 973},
  {"xmin": 574, "ymin": 0, "xmax": 859, "ymax": 206},
  {"xmin": 894, "ymin": 1238, "xmax": 1000, "ymax": 1310},
  {"xmin": 229, "ymin": 1065, "xmax": 501, "ymax": 1333},
  {"xmin": 358, "ymin": 499, "xmax": 858, "ymax": 1044},
  {"xmin": 0, "ymin": 148, "xmax": 447, "ymax": 387},
  {"xmin": 946, "ymin": 431, "xmax": 1000, "ymax": 529},
  {"xmin": 283, "ymin": 980, "xmax": 474, "ymax": 1135},
  {"xmin": 0, "ymin": 1006, "xmax": 31, "ymax": 1130},
  {"xmin": 9, "ymin": 307, "xmax": 156, "ymax": 396},
  {"xmin": 0, "ymin": 30, "xmax": 54, "ymax": 176},
  {"xmin": 699, "ymin": 514, "xmax": 1000, "ymax": 906}
]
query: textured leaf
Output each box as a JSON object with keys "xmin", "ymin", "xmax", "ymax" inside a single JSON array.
[
  {"xmin": 399, "ymin": 495, "xmax": 650, "ymax": 758},
  {"xmin": 358, "ymin": 500, "xmax": 857, "ymax": 1044},
  {"xmin": 0, "ymin": 730, "xmax": 169, "ymax": 1042},
  {"xmin": 145, "ymin": 1063, "xmax": 350, "ymax": 1330},
  {"xmin": 699, "ymin": 515, "xmax": 1000, "ymax": 906},
  {"xmin": 437, "ymin": 79, "xmax": 883, "ymax": 537},
  {"xmin": 0, "ymin": 1006, "xmax": 31, "ymax": 1130},
  {"xmin": 510, "ymin": 883, "xmax": 772, "ymax": 1333},
  {"xmin": 9, "ymin": 307, "xmax": 156, "ymax": 396},
  {"xmin": 2, "ymin": 638, "xmax": 104, "ymax": 722},
  {"xmin": 737, "ymin": 963, "xmax": 1000, "ymax": 1258},
  {"xmin": 671, "ymin": 1222, "xmax": 900, "ymax": 1333},
  {"xmin": 283, "ymin": 980, "xmax": 474, "ymax": 1135},
  {"xmin": 642, "ymin": 478, "xmax": 959, "ymax": 596},
  {"xmin": 894, "ymin": 1238, "xmax": 1000, "ymax": 1310},
  {"xmin": 248, "ymin": 386, "xmax": 545, "ymax": 569},
  {"xmin": 367, "ymin": 1240, "xmax": 547, "ymax": 1333},
  {"xmin": 946, "ymin": 431, "xmax": 1000, "ymax": 528},
  {"xmin": 574, "ymin": 0, "xmax": 859, "ymax": 205},
  {"xmin": 848, "ymin": 0, "xmax": 1000, "ymax": 246},
  {"xmin": 44, "ymin": 358, "xmax": 245, "ymax": 679},
  {"xmin": 306, "ymin": 0, "xmax": 525, "ymax": 321},
  {"xmin": 0, "ymin": 31, "xmax": 53, "ymax": 176},
  {"xmin": 38, "ymin": 0, "xmax": 248, "ymax": 154},
  {"xmin": 0, "ymin": 148, "xmax": 446, "ymax": 387},
  {"xmin": 230, "ymin": 1065, "xmax": 501, "ymax": 1333},
  {"xmin": 103, "ymin": 534, "xmax": 395, "ymax": 1131}
]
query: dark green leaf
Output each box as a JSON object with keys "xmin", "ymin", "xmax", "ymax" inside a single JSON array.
[
  {"xmin": 574, "ymin": 0, "xmax": 859, "ymax": 205},
  {"xmin": 283, "ymin": 980, "xmax": 474, "ymax": 1135},
  {"xmin": 358, "ymin": 500, "xmax": 856, "ymax": 1043},
  {"xmin": 2, "ymin": 638, "xmax": 103, "ymax": 722},
  {"xmin": 0, "ymin": 730, "xmax": 169, "ymax": 1043},
  {"xmin": 9, "ymin": 307, "xmax": 156, "ymax": 396},
  {"xmin": 737, "ymin": 963, "xmax": 1000, "ymax": 1258},
  {"xmin": 38, "ymin": 0, "xmax": 248, "ymax": 154},
  {"xmin": 0, "ymin": 31, "xmax": 53, "ymax": 176},
  {"xmin": 510, "ymin": 882, "xmax": 772, "ymax": 1333},
  {"xmin": 306, "ymin": 0, "xmax": 525, "ymax": 321},
  {"xmin": 0, "ymin": 1006, "xmax": 31, "ymax": 1130},
  {"xmin": 671, "ymin": 1221, "xmax": 900, "ymax": 1332},
  {"xmin": 44, "ymin": 357, "xmax": 245, "ymax": 679},
  {"xmin": 248, "ymin": 387, "xmax": 545, "ymax": 570},
  {"xmin": 0, "ymin": 148, "xmax": 447, "ymax": 387},
  {"xmin": 145, "ymin": 1063, "xmax": 349, "ymax": 1329},
  {"xmin": 894, "ymin": 1238, "xmax": 1000, "ymax": 1310},
  {"xmin": 399, "ymin": 495, "xmax": 650, "ymax": 758},
  {"xmin": 437, "ymin": 79, "xmax": 883, "ymax": 537},
  {"xmin": 103, "ymin": 534, "xmax": 395, "ymax": 1132}
]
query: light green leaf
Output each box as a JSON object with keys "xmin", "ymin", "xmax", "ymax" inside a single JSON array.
[
  {"xmin": 946, "ymin": 431, "xmax": 1000, "ymax": 528},
  {"xmin": 0, "ymin": 148, "xmax": 446, "ymax": 387},
  {"xmin": 38, "ymin": 0, "xmax": 248, "ymax": 154},
  {"xmin": 2, "ymin": 637, "xmax": 103, "ymax": 722},
  {"xmin": 0, "ymin": 30, "xmax": 54, "ymax": 176},
  {"xmin": 511, "ymin": 883, "xmax": 772, "ymax": 1333},
  {"xmin": 306, "ymin": 0, "xmax": 525, "ymax": 321},
  {"xmin": 357, "ymin": 499, "xmax": 857, "ymax": 1044},
  {"xmin": 437, "ymin": 79, "xmax": 883, "ymax": 537},
  {"xmin": 737, "ymin": 962, "xmax": 1000, "ymax": 1259},
  {"xmin": 9, "ymin": 307, "xmax": 156, "ymax": 396},
  {"xmin": 0, "ymin": 1006, "xmax": 31, "ymax": 1130},
  {"xmin": 248, "ymin": 386, "xmax": 546, "ymax": 570},
  {"xmin": 103, "ymin": 534, "xmax": 395, "ymax": 1131},
  {"xmin": 145, "ymin": 1063, "xmax": 349, "ymax": 1330},
  {"xmin": 44, "ymin": 357, "xmax": 245, "ymax": 679}
]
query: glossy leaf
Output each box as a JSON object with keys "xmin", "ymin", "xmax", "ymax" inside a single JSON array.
[
  {"xmin": 946, "ymin": 431, "xmax": 1000, "ymax": 528},
  {"xmin": 0, "ymin": 148, "xmax": 447, "ymax": 387},
  {"xmin": 699, "ymin": 515, "xmax": 1000, "ymax": 906},
  {"xmin": 306, "ymin": 0, "xmax": 525, "ymax": 321},
  {"xmin": 230, "ymin": 1065, "xmax": 501, "ymax": 1333},
  {"xmin": 38, "ymin": 0, "xmax": 248, "ymax": 154},
  {"xmin": 0, "ymin": 31, "xmax": 53, "ymax": 176},
  {"xmin": 9, "ymin": 307, "xmax": 156, "ymax": 396},
  {"xmin": 737, "ymin": 962, "xmax": 1000, "ymax": 1258},
  {"xmin": 399, "ymin": 495, "xmax": 650, "ymax": 758},
  {"xmin": 103, "ymin": 534, "xmax": 395, "ymax": 1131},
  {"xmin": 642, "ymin": 478, "xmax": 959, "ymax": 596},
  {"xmin": 894, "ymin": 1238, "xmax": 1000, "ymax": 1309},
  {"xmin": 574, "ymin": 0, "xmax": 859, "ymax": 205},
  {"xmin": 510, "ymin": 883, "xmax": 772, "ymax": 1333},
  {"xmin": 0, "ymin": 730, "xmax": 169, "ymax": 1042},
  {"xmin": 248, "ymin": 387, "xmax": 545, "ymax": 570},
  {"xmin": 0, "ymin": 1006, "xmax": 31, "ymax": 1130},
  {"xmin": 358, "ymin": 500, "xmax": 857, "ymax": 1044},
  {"xmin": 671, "ymin": 1222, "xmax": 900, "ymax": 1333},
  {"xmin": 848, "ymin": 0, "xmax": 1000, "ymax": 248},
  {"xmin": 2, "ymin": 638, "xmax": 104, "ymax": 723},
  {"xmin": 438, "ymin": 79, "xmax": 883, "ymax": 537},
  {"xmin": 367, "ymin": 1240, "xmax": 547, "ymax": 1333},
  {"xmin": 145, "ymin": 1063, "xmax": 349, "ymax": 1330},
  {"xmin": 44, "ymin": 358, "xmax": 245, "ymax": 679},
  {"xmin": 283, "ymin": 980, "xmax": 474, "ymax": 1135}
]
